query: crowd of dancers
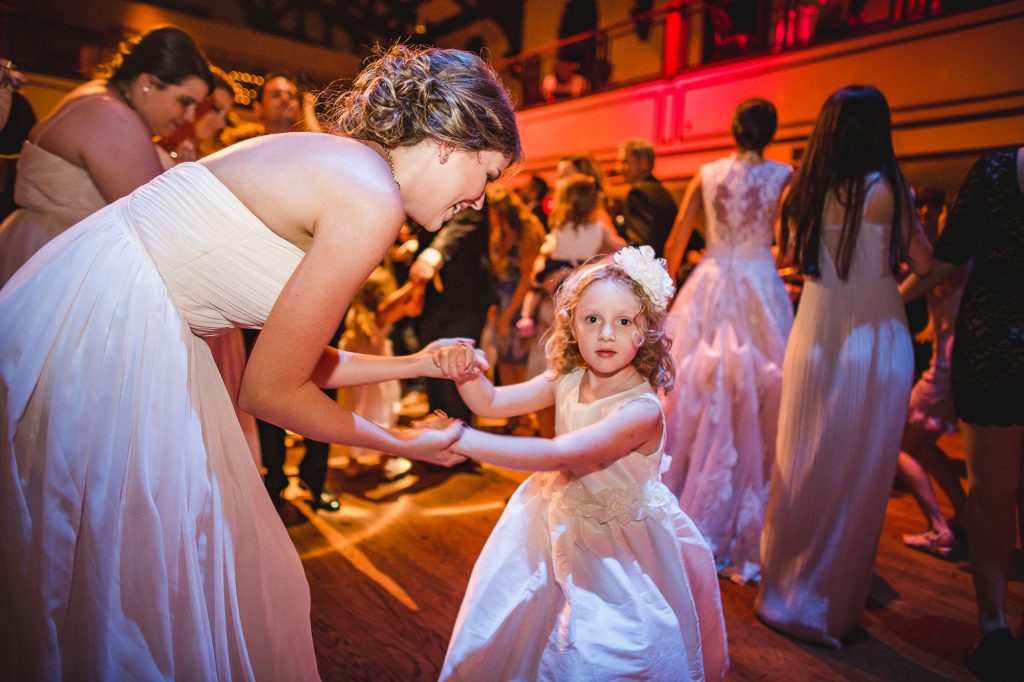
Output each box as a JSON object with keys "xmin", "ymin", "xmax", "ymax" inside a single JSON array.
[{"xmin": 0, "ymin": 23, "xmax": 1021, "ymax": 682}]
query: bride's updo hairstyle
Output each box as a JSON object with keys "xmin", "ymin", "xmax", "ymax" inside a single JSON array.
[{"xmin": 332, "ymin": 43, "xmax": 522, "ymax": 163}]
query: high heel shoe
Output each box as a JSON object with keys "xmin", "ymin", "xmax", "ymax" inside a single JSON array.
[{"xmin": 902, "ymin": 529, "xmax": 956, "ymax": 559}]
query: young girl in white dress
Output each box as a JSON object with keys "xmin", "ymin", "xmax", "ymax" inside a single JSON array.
[{"xmin": 431, "ymin": 246, "xmax": 728, "ymax": 681}]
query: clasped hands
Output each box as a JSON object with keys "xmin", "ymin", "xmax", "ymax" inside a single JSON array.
[{"xmin": 403, "ymin": 339, "xmax": 490, "ymax": 463}]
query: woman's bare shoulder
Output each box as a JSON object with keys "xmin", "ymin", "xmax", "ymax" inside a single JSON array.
[{"xmin": 202, "ymin": 134, "xmax": 404, "ymax": 243}]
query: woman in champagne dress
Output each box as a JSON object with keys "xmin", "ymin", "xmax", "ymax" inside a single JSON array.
[
  {"xmin": 756, "ymin": 85, "xmax": 932, "ymax": 647},
  {"xmin": 0, "ymin": 45, "xmax": 520, "ymax": 679},
  {"xmin": 0, "ymin": 26, "xmax": 212, "ymax": 287}
]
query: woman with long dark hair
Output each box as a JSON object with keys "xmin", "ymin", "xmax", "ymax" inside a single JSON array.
[{"xmin": 756, "ymin": 85, "xmax": 932, "ymax": 646}]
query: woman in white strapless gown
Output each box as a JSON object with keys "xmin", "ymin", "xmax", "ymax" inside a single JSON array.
[
  {"xmin": 0, "ymin": 26, "xmax": 213, "ymax": 287},
  {"xmin": 0, "ymin": 45, "xmax": 521, "ymax": 679},
  {"xmin": 756, "ymin": 86, "xmax": 933, "ymax": 647},
  {"xmin": 660, "ymin": 99, "xmax": 793, "ymax": 585}
]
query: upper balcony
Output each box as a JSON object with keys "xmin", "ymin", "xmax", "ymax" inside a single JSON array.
[{"xmin": 504, "ymin": 0, "xmax": 1024, "ymax": 193}]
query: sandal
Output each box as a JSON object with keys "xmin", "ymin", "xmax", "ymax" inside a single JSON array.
[{"xmin": 902, "ymin": 530, "xmax": 955, "ymax": 559}]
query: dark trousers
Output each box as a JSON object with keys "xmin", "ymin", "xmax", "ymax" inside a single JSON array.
[{"xmin": 258, "ymin": 402, "xmax": 332, "ymax": 501}]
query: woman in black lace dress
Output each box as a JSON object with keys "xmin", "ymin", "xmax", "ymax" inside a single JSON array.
[{"xmin": 901, "ymin": 146, "xmax": 1024, "ymax": 680}]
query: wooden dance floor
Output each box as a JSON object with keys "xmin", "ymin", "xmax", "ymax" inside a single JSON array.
[{"xmin": 278, "ymin": 432, "xmax": 1022, "ymax": 681}]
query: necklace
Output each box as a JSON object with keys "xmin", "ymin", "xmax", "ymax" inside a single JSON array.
[{"xmin": 383, "ymin": 146, "xmax": 400, "ymax": 190}]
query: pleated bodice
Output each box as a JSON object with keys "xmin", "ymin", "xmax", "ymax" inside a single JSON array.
[{"xmin": 126, "ymin": 162, "xmax": 305, "ymax": 336}]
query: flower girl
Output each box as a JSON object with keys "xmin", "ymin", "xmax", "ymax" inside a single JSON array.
[{"xmin": 431, "ymin": 246, "xmax": 728, "ymax": 681}]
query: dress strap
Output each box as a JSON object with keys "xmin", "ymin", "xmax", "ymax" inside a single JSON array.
[{"xmin": 32, "ymin": 92, "xmax": 124, "ymax": 147}]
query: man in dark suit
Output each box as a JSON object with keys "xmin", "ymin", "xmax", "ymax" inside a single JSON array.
[
  {"xmin": 409, "ymin": 204, "xmax": 496, "ymax": 423},
  {"xmin": 615, "ymin": 138, "xmax": 679, "ymax": 258}
]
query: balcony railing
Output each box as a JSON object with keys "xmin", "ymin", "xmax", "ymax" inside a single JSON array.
[{"xmin": 500, "ymin": 0, "xmax": 1011, "ymax": 109}]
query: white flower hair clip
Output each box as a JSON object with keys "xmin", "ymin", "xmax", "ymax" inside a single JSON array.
[{"xmin": 612, "ymin": 245, "xmax": 675, "ymax": 312}]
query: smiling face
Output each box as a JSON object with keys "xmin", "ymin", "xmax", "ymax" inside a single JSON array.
[
  {"xmin": 571, "ymin": 278, "xmax": 645, "ymax": 378},
  {"xmin": 409, "ymin": 147, "xmax": 511, "ymax": 232},
  {"xmin": 136, "ymin": 74, "xmax": 209, "ymax": 138}
]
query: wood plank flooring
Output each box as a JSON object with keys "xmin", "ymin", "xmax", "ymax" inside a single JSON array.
[{"xmin": 278, "ymin": 433, "xmax": 1023, "ymax": 681}]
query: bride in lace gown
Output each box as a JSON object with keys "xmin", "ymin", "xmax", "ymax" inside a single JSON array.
[
  {"xmin": 660, "ymin": 99, "xmax": 793, "ymax": 585},
  {"xmin": 756, "ymin": 86, "xmax": 932, "ymax": 647},
  {"xmin": 0, "ymin": 45, "xmax": 520, "ymax": 679}
]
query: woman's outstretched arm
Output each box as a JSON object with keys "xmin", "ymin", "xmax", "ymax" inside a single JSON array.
[
  {"xmin": 433, "ymin": 344, "xmax": 555, "ymax": 418},
  {"xmin": 310, "ymin": 337, "xmax": 475, "ymax": 389},
  {"xmin": 237, "ymin": 141, "xmax": 462, "ymax": 462}
]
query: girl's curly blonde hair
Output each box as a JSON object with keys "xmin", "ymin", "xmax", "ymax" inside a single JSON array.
[
  {"xmin": 544, "ymin": 256, "xmax": 675, "ymax": 392},
  {"xmin": 330, "ymin": 43, "xmax": 522, "ymax": 163}
]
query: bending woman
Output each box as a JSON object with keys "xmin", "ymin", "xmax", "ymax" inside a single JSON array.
[{"xmin": 0, "ymin": 44, "xmax": 521, "ymax": 680}]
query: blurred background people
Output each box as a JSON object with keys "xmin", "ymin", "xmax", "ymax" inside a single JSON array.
[
  {"xmin": 541, "ymin": 57, "xmax": 590, "ymax": 103},
  {"xmin": 895, "ymin": 186, "xmax": 967, "ymax": 560},
  {"xmin": 0, "ymin": 26, "xmax": 211, "ymax": 287},
  {"xmin": 0, "ymin": 59, "xmax": 35, "ymax": 222},
  {"xmin": 410, "ymin": 203, "xmax": 496, "ymax": 425},
  {"xmin": 158, "ymin": 65, "xmax": 236, "ymax": 164},
  {"xmin": 901, "ymin": 146, "xmax": 1024, "ymax": 679},
  {"xmin": 616, "ymin": 138, "xmax": 686, "ymax": 259}
]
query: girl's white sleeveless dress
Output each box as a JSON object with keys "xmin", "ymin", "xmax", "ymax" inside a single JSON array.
[
  {"xmin": 441, "ymin": 369, "xmax": 728, "ymax": 681},
  {"xmin": 0, "ymin": 163, "xmax": 319, "ymax": 679}
]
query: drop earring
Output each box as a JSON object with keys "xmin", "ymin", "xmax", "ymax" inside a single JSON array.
[{"xmin": 142, "ymin": 85, "xmax": 150, "ymax": 94}]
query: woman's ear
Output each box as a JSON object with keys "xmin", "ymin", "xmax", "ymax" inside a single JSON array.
[{"xmin": 437, "ymin": 141, "xmax": 453, "ymax": 165}]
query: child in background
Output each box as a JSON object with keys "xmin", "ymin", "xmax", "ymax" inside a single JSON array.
[
  {"xmin": 431, "ymin": 246, "xmax": 728, "ymax": 681},
  {"xmin": 897, "ymin": 187, "xmax": 968, "ymax": 557},
  {"xmin": 332, "ymin": 266, "xmax": 416, "ymax": 479},
  {"xmin": 516, "ymin": 173, "xmax": 625, "ymax": 340}
]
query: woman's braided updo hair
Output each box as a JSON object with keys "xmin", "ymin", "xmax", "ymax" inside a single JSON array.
[{"xmin": 331, "ymin": 43, "xmax": 522, "ymax": 162}]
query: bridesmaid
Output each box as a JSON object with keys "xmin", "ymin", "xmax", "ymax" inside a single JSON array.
[
  {"xmin": 0, "ymin": 26, "xmax": 211, "ymax": 286},
  {"xmin": 757, "ymin": 85, "xmax": 932, "ymax": 646}
]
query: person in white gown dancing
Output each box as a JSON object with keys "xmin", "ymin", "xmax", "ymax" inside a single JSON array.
[
  {"xmin": 432, "ymin": 247, "xmax": 728, "ymax": 681},
  {"xmin": 0, "ymin": 44, "xmax": 520, "ymax": 680},
  {"xmin": 757, "ymin": 85, "xmax": 932, "ymax": 647},
  {"xmin": 660, "ymin": 98, "xmax": 794, "ymax": 585}
]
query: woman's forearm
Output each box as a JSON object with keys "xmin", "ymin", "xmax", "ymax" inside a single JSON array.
[
  {"xmin": 312, "ymin": 346, "xmax": 435, "ymax": 389},
  {"xmin": 900, "ymin": 259, "xmax": 956, "ymax": 301},
  {"xmin": 240, "ymin": 379, "xmax": 411, "ymax": 454}
]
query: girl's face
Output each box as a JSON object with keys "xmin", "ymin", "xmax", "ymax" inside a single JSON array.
[
  {"xmin": 136, "ymin": 74, "xmax": 209, "ymax": 138},
  {"xmin": 193, "ymin": 87, "xmax": 234, "ymax": 143},
  {"xmin": 571, "ymin": 279, "xmax": 644, "ymax": 378},
  {"xmin": 410, "ymin": 146, "xmax": 510, "ymax": 231}
]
